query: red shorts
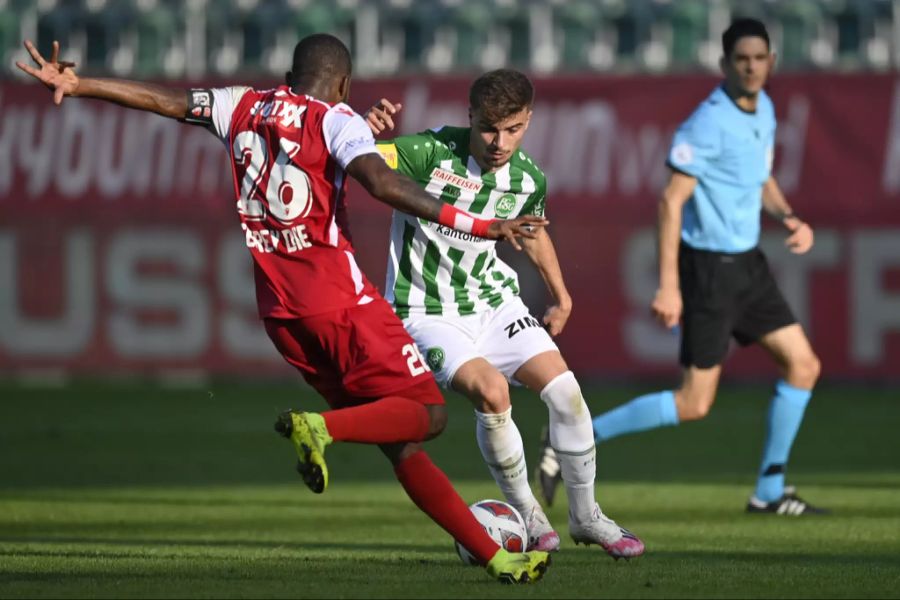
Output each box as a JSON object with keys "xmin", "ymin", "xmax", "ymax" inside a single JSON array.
[{"xmin": 264, "ymin": 298, "xmax": 444, "ymax": 409}]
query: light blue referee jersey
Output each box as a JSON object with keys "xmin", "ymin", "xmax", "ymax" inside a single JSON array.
[{"xmin": 667, "ymin": 84, "xmax": 776, "ymax": 253}]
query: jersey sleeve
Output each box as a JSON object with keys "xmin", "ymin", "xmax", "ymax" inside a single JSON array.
[
  {"xmin": 322, "ymin": 104, "xmax": 379, "ymax": 170},
  {"xmin": 520, "ymin": 173, "xmax": 547, "ymax": 218},
  {"xmin": 184, "ymin": 86, "xmax": 250, "ymax": 144},
  {"xmin": 666, "ymin": 108, "xmax": 721, "ymax": 179},
  {"xmin": 376, "ymin": 132, "xmax": 439, "ymax": 180}
]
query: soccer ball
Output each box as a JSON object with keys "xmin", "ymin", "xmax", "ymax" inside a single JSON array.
[{"xmin": 455, "ymin": 499, "xmax": 527, "ymax": 566}]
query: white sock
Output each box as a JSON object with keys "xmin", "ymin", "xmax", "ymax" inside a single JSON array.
[
  {"xmin": 540, "ymin": 371, "xmax": 597, "ymax": 523},
  {"xmin": 475, "ymin": 408, "xmax": 539, "ymax": 517}
]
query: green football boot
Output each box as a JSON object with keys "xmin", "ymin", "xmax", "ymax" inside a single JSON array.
[
  {"xmin": 274, "ymin": 410, "xmax": 333, "ymax": 493},
  {"xmin": 485, "ymin": 548, "xmax": 551, "ymax": 584}
]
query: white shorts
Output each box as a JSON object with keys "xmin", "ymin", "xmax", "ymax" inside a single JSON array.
[{"xmin": 402, "ymin": 297, "xmax": 559, "ymax": 388}]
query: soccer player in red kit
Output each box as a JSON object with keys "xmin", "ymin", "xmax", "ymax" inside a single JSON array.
[{"xmin": 17, "ymin": 34, "xmax": 551, "ymax": 583}]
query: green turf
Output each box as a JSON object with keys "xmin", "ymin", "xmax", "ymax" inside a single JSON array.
[{"xmin": 1, "ymin": 380, "xmax": 899, "ymax": 598}]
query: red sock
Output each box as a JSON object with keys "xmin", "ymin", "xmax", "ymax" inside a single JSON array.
[
  {"xmin": 394, "ymin": 450, "xmax": 500, "ymax": 566},
  {"xmin": 322, "ymin": 397, "xmax": 430, "ymax": 443}
]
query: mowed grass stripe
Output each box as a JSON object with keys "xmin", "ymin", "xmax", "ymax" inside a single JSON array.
[
  {"xmin": 0, "ymin": 381, "xmax": 898, "ymax": 597},
  {"xmin": 2, "ymin": 481, "xmax": 900, "ymax": 598}
]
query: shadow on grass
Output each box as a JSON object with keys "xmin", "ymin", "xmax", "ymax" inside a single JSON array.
[{"xmin": 0, "ymin": 536, "xmax": 450, "ymax": 556}]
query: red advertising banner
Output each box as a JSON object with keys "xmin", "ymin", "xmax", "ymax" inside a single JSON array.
[{"xmin": 1, "ymin": 74, "xmax": 898, "ymax": 378}]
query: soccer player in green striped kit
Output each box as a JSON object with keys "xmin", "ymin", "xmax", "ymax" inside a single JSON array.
[{"xmin": 364, "ymin": 69, "xmax": 644, "ymax": 559}]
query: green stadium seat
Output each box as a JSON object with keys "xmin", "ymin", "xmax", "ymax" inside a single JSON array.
[
  {"xmin": 770, "ymin": 1, "xmax": 824, "ymax": 67},
  {"xmin": 555, "ymin": 0, "xmax": 602, "ymax": 71}
]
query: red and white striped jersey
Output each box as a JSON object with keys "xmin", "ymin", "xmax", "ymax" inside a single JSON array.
[{"xmin": 209, "ymin": 85, "xmax": 380, "ymax": 319}]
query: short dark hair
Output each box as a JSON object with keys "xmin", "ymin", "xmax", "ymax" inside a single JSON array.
[
  {"xmin": 291, "ymin": 33, "xmax": 352, "ymax": 80},
  {"xmin": 722, "ymin": 18, "xmax": 770, "ymax": 57},
  {"xmin": 469, "ymin": 69, "xmax": 534, "ymax": 124}
]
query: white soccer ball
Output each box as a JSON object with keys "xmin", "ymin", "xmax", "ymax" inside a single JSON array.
[{"xmin": 455, "ymin": 499, "xmax": 528, "ymax": 566}]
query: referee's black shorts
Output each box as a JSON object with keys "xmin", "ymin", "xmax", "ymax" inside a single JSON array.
[{"xmin": 679, "ymin": 243, "xmax": 796, "ymax": 369}]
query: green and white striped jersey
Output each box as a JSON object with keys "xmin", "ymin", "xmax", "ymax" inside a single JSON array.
[{"xmin": 377, "ymin": 126, "xmax": 547, "ymax": 319}]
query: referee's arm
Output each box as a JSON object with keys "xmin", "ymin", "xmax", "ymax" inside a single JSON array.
[
  {"xmin": 652, "ymin": 170, "xmax": 697, "ymax": 328},
  {"xmin": 762, "ymin": 176, "xmax": 814, "ymax": 254}
]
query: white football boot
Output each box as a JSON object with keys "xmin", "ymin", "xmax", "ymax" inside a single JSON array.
[
  {"xmin": 570, "ymin": 504, "xmax": 645, "ymax": 560},
  {"xmin": 523, "ymin": 504, "xmax": 561, "ymax": 552}
]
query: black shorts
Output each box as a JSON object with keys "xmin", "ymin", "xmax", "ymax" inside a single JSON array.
[{"xmin": 679, "ymin": 243, "xmax": 796, "ymax": 369}]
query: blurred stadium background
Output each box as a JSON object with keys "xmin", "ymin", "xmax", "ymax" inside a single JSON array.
[
  {"xmin": 1, "ymin": 0, "xmax": 898, "ymax": 381},
  {"xmin": 2, "ymin": 0, "xmax": 899, "ymax": 77},
  {"xmin": 1, "ymin": 2, "xmax": 899, "ymax": 596}
]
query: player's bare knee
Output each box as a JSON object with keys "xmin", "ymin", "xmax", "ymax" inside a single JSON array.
[
  {"xmin": 788, "ymin": 353, "xmax": 821, "ymax": 389},
  {"xmin": 676, "ymin": 388, "xmax": 715, "ymax": 421},
  {"xmin": 424, "ymin": 404, "xmax": 448, "ymax": 440},
  {"xmin": 470, "ymin": 373, "xmax": 511, "ymax": 414},
  {"xmin": 379, "ymin": 442, "xmax": 421, "ymax": 466}
]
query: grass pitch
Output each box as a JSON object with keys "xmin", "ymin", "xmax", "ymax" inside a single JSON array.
[{"xmin": 1, "ymin": 380, "xmax": 898, "ymax": 598}]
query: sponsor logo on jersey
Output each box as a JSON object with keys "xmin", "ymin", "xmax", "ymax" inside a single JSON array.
[
  {"xmin": 377, "ymin": 143, "xmax": 399, "ymax": 169},
  {"xmin": 426, "ymin": 347, "xmax": 445, "ymax": 371},
  {"xmin": 434, "ymin": 223, "xmax": 484, "ymax": 243},
  {"xmin": 429, "ymin": 167, "xmax": 483, "ymax": 192},
  {"xmin": 249, "ymin": 99, "xmax": 306, "ymax": 128},
  {"xmin": 494, "ymin": 193, "xmax": 517, "ymax": 218},
  {"xmin": 504, "ymin": 315, "xmax": 543, "ymax": 338}
]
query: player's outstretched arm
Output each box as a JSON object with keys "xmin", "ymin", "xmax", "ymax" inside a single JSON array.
[
  {"xmin": 520, "ymin": 229, "xmax": 572, "ymax": 336},
  {"xmin": 762, "ymin": 176, "xmax": 814, "ymax": 254},
  {"xmin": 346, "ymin": 153, "xmax": 547, "ymax": 249},
  {"xmin": 652, "ymin": 170, "xmax": 696, "ymax": 329},
  {"xmin": 16, "ymin": 40, "xmax": 186, "ymax": 118}
]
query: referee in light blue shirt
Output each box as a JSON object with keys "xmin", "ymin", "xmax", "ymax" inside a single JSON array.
[{"xmin": 537, "ymin": 19, "xmax": 828, "ymax": 516}]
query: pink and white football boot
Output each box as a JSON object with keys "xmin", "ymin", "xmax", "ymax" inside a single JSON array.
[
  {"xmin": 523, "ymin": 505, "xmax": 561, "ymax": 552},
  {"xmin": 570, "ymin": 504, "xmax": 645, "ymax": 560}
]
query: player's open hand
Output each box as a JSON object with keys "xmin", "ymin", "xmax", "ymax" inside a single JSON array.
[
  {"xmin": 651, "ymin": 286, "xmax": 682, "ymax": 329},
  {"xmin": 783, "ymin": 216, "xmax": 814, "ymax": 254},
  {"xmin": 15, "ymin": 40, "xmax": 78, "ymax": 105},
  {"xmin": 364, "ymin": 98, "xmax": 403, "ymax": 135},
  {"xmin": 487, "ymin": 216, "xmax": 548, "ymax": 251},
  {"xmin": 543, "ymin": 302, "xmax": 572, "ymax": 337}
]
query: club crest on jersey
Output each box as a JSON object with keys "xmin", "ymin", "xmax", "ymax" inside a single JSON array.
[
  {"xmin": 494, "ymin": 194, "xmax": 517, "ymax": 218},
  {"xmin": 426, "ymin": 347, "xmax": 445, "ymax": 371},
  {"xmin": 429, "ymin": 168, "xmax": 483, "ymax": 192},
  {"xmin": 250, "ymin": 99, "xmax": 306, "ymax": 128}
]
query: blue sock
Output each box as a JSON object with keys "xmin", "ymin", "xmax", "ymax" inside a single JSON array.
[
  {"xmin": 754, "ymin": 380, "xmax": 812, "ymax": 502},
  {"xmin": 593, "ymin": 390, "xmax": 679, "ymax": 443}
]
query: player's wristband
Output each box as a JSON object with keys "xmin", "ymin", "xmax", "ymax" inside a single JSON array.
[
  {"xmin": 781, "ymin": 212, "xmax": 796, "ymax": 221},
  {"xmin": 438, "ymin": 204, "xmax": 496, "ymax": 238}
]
